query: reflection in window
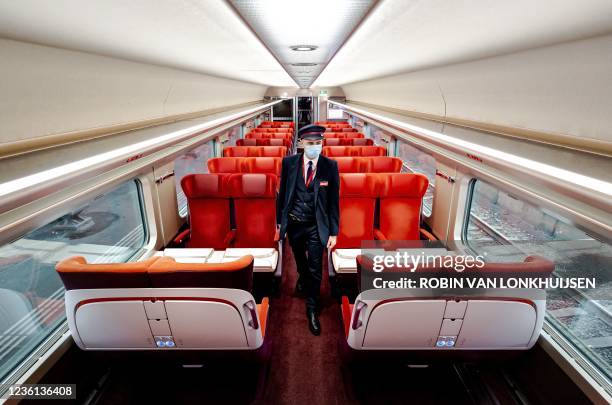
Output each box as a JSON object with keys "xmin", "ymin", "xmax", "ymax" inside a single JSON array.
[
  {"xmin": 0, "ymin": 180, "xmax": 147, "ymax": 384},
  {"xmin": 174, "ymin": 141, "xmax": 214, "ymax": 217},
  {"xmin": 465, "ymin": 179, "xmax": 612, "ymax": 382},
  {"xmin": 396, "ymin": 140, "xmax": 436, "ymax": 216}
]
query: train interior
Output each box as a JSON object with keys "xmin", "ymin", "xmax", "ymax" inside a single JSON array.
[{"xmin": 0, "ymin": 1, "xmax": 611, "ymax": 404}]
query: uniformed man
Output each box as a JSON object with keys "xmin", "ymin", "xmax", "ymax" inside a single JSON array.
[{"xmin": 276, "ymin": 124, "xmax": 340, "ymax": 335}]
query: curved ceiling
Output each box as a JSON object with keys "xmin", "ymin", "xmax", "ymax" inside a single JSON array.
[
  {"xmin": 228, "ymin": 0, "xmax": 375, "ymax": 89},
  {"xmin": 0, "ymin": 0, "xmax": 296, "ymax": 86},
  {"xmin": 314, "ymin": 0, "xmax": 612, "ymax": 86}
]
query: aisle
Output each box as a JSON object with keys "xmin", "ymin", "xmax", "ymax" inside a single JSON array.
[{"xmin": 262, "ymin": 243, "xmax": 351, "ymax": 404}]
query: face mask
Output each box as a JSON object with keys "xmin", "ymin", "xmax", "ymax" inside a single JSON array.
[{"xmin": 304, "ymin": 144, "xmax": 322, "ymax": 159}]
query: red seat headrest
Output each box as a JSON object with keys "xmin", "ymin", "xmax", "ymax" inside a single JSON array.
[
  {"xmin": 229, "ymin": 173, "xmax": 277, "ymax": 198},
  {"xmin": 207, "ymin": 157, "xmax": 243, "ymax": 174},
  {"xmin": 381, "ymin": 173, "xmax": 429, "ymax": 198},
  {"xmin": 339, "ymin": 173, "xmax": 379, "ymax": 197},
  {"xmin": 181, "ymin": 173, "xmax": 230, "ymax": 198}
]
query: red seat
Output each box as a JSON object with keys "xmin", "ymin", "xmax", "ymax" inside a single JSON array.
[
  {"xmin": 361, "ymin": 156, "xmax": 403, "ymax": 172},
  {"xmin": 56, "ymin": 256, "xmax": 158, "ymax": 290},
  {"xmin": 324, "ymin": 138, "xmax": 342, "ymax": 146},
  {"xmin": 56, "ymin": 255, "xmax": 270, "ymax": 351},
  {"xmin": 375, "ymin": 173, "xmax": 429, "ymax": 241},
  {"xmin": 331, "ymin": 157, "xmax": 360, "ymax": 173},
  {"xmin": 356, "ymin": 146, "xmax": 387, "ymax": 157},
  {"xmin": 207, "ymin": 157, "xmax": 244, "ymax": 174},
  {"xmin": 324, "ymin": 132, "xmax": 346, "ymax": 139},
  {"xmin": 341, "ymin": 128, "xmax": 358, "ymax": 132},
  {"xmin": 148, "ymin": 255, "xmax": 254, "ymax": 291},
  {"xmin": 260, "ymin": 146, "xmax": 287, "ymax": 157},
  {"xmin": 180, "ymin": 173, "xmax": 234, "ymax": 249},
  {"xmin": 246, "ymin": 132, "xmax": 267, "ymax": 139},
  {"xmin": 343, "ymin": 132, "xmax": 365, "ymax": 139},
  {"xmin": 223, "ymin": 146, "xmax": 256, "ymax": 157},
  {"xmin": 322, "ymin": 146, "xmax": 350, "ymax": 157},
  {"xmin": 342, "ymin": 255, "xmax": 553, "ymax": 350},
  {"xmin": 228, "ymin": 173, "xmax": 279, "ymax": 248},
  {"xmin": 243, "ymin": 157, "xmax": 282, "ymax": 176},
  {"xmin": 335, "ymin": 173, "xmax": 380, "ymax": 249},
  {"xmin": 236, "ymin": 138, "xmax": 260, "ymax": 147},
  {"xmin": 348, "ymin": 138, "xmax": 374, "ymax": 146}
]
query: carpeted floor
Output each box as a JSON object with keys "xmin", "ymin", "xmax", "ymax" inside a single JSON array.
[{"xmin": 262, "ymin": 243, "xmax": 350, "ymax": 404}]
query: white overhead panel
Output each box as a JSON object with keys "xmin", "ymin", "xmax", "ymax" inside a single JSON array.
[
  {"xmin": 314, "ymin": 0, "xmax": 612, "ymax": 86},
  {"xmin": 229, "ymin": 0, "xmax": 375, "ymax": 89},
  {"xmin": 0, "ymin": 0, "xmax": 295, "ymax": 86}
]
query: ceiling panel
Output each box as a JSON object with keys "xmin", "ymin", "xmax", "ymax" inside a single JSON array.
[
  {"xmin": 229, "ymin": 0, "xmax": 375, "ymax": 88},
  {"xmin": 314, "ymin": 0, "xmax": 612, "ymax": 86},
  {"xmin": 0, "ymin": 0, "xmax": 296, "ymax": 86}
]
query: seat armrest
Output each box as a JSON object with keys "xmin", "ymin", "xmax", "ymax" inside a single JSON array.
[
  {"xmin": 373, "ymin": 228, "xmax": 387, "ymax": 241},
  {"xmin": 274, "ymin": 227, "xmax": 280, "ymax": 242},
  {"xmin": 341, "ymin": 296, "xmax": 352, "ymax": 338},
  {"xmin": 419, "ymin": 228, "xmax": 437, "ymax": 241},
  {"xmin": 223, "ymin": 230, "xmax": 236, "ymax": 246},
  {"xmin": 258, "ymin": 297, "xmax": 270, "ymax": 337},
  {"xmin": 173, "ymin": 229, "xmax": 190, "ymax": 246}
]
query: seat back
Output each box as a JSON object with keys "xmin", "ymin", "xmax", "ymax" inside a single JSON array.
[
  {"xmin": 345, "ymin": 256, "xmax": 553, "ymax": 350},
  {"xmin": 324, "ymin": 138, "xmax": 342, "ymax": 146},
  {"xmin": 336, "ymin": 174, "xmax": 379, "ymax": 248},
  {"xmin": 223, "ymin": 146, "xmax": 256, "ymax": 157},
  {"xmin": 236, "ymin": 138, "xmax": 260, "ymax": 147},
  {"xmin": 343, "ymin": 132, "xmax": 365, "ymax": 139},
  {"xmin": 207, "ymin": 157, "xmax": 243, "ymax": 174},
  {"xmin": 148, "ymin": 255, "xmax": 254, "ymax": 291},
  {"xmin": 181, "ymin": 173, "xmax": 232, "ymax": 249},
  {"xmin": 229, "ymin": 173, "xmax": 278, "ymax": 248},
  {"xmin": 322, "ymin": 146, "xmax": 350, "ymax": 157},
  {"xmin": 259, "ymin": 146, "xmax": 287, "ymax": 157},
  {"xmin": 58, "ymin": 255, "xmax": 266, "ymax": 351},
  {"xmin": 331, "ymin": 157, "xmax": 360, "ymax": 173},
  {"xmin": 362, "ymin": 156, "xmax": 403, "ymax": 173},
  {"xmin": 245, "ymin": 132, "xmax": 266, "ymax": 139},
  {"xmin": 378, "ymin": 173, "xmax": 428, "ymax": 240},
  {"xmin": 56, "ymin": 256, "xmax": 157, "ymax": 290},
  {"xmin": 349, "ymin": 138, "xmax": 374, "ymax": 146},
  {"xmin": 243, "ymin": 157, "xmax": 282, "ymax": 176},
  {"xmin": 341, "ymin": 127, "xmax": 358, "ymax": 132},
  {"xmin": 357, "ymin": 146, "xmax": 387, "ymax": 156}
]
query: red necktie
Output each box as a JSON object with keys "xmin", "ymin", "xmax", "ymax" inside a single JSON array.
[{"xmin": 306, "ymin": 161, "xmax": 314, "ymax": 187}]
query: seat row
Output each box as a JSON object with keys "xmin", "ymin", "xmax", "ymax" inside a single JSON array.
[
  {"xmin": 323, "ymin": 146, "xmax": 387, "ymax": 157},
  {"xmin": 324, "ymin": 132, "xmax": 365, "ymax": 139},
  {"xmin": 177, "ymin": 173, "xmax": 279, "ymax": 251},
  {"xmin": 56, "ymin": 254, "xmax": 269, "ymax": 350},
  {"xmin": 237, "ymin": 138, "xmax": 291, "ymax": 151},
  {"xmin": 223, "ymin": 146, "xmax": 287, "ymax": 158},
  {"xmin": 323, "ymin": 138, "xmax": 373, "ymax": 146},
  {"xmin": 316, "ymin": 121, "xmax": 349, "ymax": 125},
  {"xmin": 260, "ymin": 121, "xmax": 293, "ymax": 128},
  {"xmin": 246, "ymin": 132, "xmax": 293, "ymax": 141},
  {"xmin": 251, "ymin": 127, "xmax": 293, "ymax": 133},
  {"xmin": 207, "ymin": 157, "xmax": 281, "ymax": 176},
  {"xmin": 331, "ymin": 156, "xmax": 402, "ymax": 173}
]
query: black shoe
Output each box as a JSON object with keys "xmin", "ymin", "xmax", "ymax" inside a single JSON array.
[{"xmin": 306, "ymin": 308, "xmax": 321, "ymax": 336}]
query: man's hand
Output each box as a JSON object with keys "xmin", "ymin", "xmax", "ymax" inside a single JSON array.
[{"xmin": 326, "ymin": 235, "xmax": 337, "ymax": 250}]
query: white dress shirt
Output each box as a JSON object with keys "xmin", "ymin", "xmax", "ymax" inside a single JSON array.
[{"xmin": 303, "ymin": 154, "xmax": 319, "ymax": 182}]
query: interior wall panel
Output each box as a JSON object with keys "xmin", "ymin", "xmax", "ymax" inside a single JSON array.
[
  {"xmin": 341, "ymin": 35, "xmax": 612, "ymax": 144},
  {"xmin": 0, "ymin": 39, "xmax": 267, "ymax": 145}
]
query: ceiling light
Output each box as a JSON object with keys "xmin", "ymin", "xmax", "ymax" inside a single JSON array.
[
  {"xmin": 290, "ymin": 63, "xmax": 318, "ymax": 66},
  {"xmin": 290, "ymin": 45, "xmax": 317, "ymax": 51}
]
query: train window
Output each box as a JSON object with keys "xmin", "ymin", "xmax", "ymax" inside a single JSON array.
[
  {"xmin": 464, "ymin": 179, "xmax": 612, "ymax": 381},
  {"xmin": 0, "ymin": 180, "xmax": 147, "ymax": 383},
  {"xmin": 174, "ymin": 140, "xmax": 215, "ymax": 217},
  {"xmin": 225, "ymin": 125, "xmax": 242, "ymax": 146},
  {"xmin": 396, "ymin": 140, "xmax": 436, "ymax": 216}
]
